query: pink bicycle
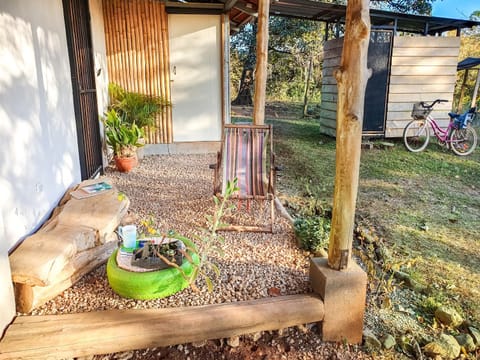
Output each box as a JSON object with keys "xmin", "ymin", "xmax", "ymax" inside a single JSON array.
[{"xmin": 403, "ymin": 99, "xmax": 478, "ymax": 156}]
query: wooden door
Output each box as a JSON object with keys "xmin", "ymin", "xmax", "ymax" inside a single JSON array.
[
  {"xmin": 168, "ymin": 14, "xmax": 222, "ymax": 142},
  {"xmin": 63, "ymin": 0, "xmax": 103, "ymax": 179}
]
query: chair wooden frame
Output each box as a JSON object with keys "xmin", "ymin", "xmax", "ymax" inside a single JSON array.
[{"xmin": 214, "ymin": 124, "xmax": 275, "ymax": 232}]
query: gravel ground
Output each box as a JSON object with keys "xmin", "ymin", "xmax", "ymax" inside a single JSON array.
[{"xmin": 27, "ymin": 154, "xmax": 374, "ymax": 359}]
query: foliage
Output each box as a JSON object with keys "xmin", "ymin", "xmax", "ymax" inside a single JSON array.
[
  {"xmin": 108, "ymin": 83, "xmax": 170, "ymax": 133},
  {"xmin": 139, "ymin": 179, "xmax": 239, "ymax": 293},
  {"xmin": 454, "ymin": 11, "xmax": 480, "ymax": 112},
  {"xmin": 103, "ymin": 109, "xmax": 142, "ymax": 158},
  {"xmin": 371, "ymin": 0, "xmax": 435, "ymax": 14},
  {"xmin": 230, "ymin": 17, "xmax": 323, "ymax": 104},
  {"xmin": 271, "ymin": 109, "xmax": 480, "ymax": 326},
  {"xmin": 294, "ymin": 216, "xmax": 331, "ymax": 253}
]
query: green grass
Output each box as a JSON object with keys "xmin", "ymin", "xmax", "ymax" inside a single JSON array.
[{"xmin": 266, "ymin": 110, "xmax": 480, "ymax": 327}]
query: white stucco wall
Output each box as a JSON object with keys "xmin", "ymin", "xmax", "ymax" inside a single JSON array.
[{"xmin": 0, "ymin": 0, "xmax": 81, "ymax": 332}]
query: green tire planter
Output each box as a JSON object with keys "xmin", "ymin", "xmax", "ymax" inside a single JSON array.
[{"xmin": 107, "ymin": 249, "xmax": 198, "ymax": 300}]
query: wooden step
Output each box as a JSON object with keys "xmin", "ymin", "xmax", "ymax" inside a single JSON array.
[{"xmin": 0, "ymin": 294, "xmax": 325, "ymax": 360}]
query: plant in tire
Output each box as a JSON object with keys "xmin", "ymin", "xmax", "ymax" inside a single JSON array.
[{"xmin": 168, "ymin": 178, "xmax": 239, "ymax": 292}]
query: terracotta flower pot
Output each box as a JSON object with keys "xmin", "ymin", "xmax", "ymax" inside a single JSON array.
[{"xmin": 114, "ymin": 155, "xmax": 138, "ymax": 173}]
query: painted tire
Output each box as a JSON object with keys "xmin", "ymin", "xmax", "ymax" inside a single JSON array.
[{"xmin": 107, "ymin": 249, "xmax": 198, "ymax": 300}]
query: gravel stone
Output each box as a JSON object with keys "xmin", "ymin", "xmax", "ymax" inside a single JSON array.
[{"xmin": 21, "ymin": 154, "xmax": 373, "ymax": 359}]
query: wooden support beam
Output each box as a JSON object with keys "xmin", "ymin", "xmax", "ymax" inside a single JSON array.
[
  {"xmin": 0, "ymin": 294, "xmax": 324, "ymax": 360},
  {"xmin": 233, "ymin": 2, "xmax": 258, "ymax": 17},
  {"xmin": 253, "ymin": 0, "xmax": 270, "ymax": 125},
  {"xmin": 471, "ymin": 69, "xmax": 480, "ymax": 108},
  {"xmin": 327, "ymin": 0, "xmax": 371, "ymax": 270}
]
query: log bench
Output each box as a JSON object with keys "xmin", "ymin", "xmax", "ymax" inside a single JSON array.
[{"xmin": 9, "ymin": 178, "xmax": 129, "ymax": 313}]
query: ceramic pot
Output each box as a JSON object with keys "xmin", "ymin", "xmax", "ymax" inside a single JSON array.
[{"xmin": 114, "ymin": 155, "xmax": 138, "ymax": 173}]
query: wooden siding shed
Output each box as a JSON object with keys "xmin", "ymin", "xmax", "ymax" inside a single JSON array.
[{"xmin": 320, "ymin": 35, "xmax": 461, "ymax": 138}]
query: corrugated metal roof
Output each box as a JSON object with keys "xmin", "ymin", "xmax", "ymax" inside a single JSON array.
[{"xmin": 166, "ymin": 0, "xmax": 480, "ymax": 35}]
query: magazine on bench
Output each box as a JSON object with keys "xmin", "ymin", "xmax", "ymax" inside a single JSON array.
[{"xmin": 71, "ymin": 181, "xmax": 113, "ymax": 199}]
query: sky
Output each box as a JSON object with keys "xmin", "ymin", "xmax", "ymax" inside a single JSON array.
[{"xmin": 431, "ymin": 0, "xmax": 479, "ymax": 19}]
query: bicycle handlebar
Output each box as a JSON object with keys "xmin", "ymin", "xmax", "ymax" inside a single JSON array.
[{"xmin": 419, "ymin": 99, "xmax": 449, "ymax": 109}]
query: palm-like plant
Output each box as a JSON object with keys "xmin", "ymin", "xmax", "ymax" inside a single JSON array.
[
  {"xmin": 103, "ymin": 109, "xmax": 142, "ymax": 158},
  {"xmin": 108, "ymin": 83, "xmax": 170, "ymax": 134}
]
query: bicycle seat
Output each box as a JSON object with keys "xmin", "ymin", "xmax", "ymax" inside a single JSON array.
[{"xmin": 449, "ymin": 112, "xmax": 460, "ymax": 119}]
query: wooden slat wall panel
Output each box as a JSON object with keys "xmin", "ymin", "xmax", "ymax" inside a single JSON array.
[
  {"xmin": 319, "ymin": 38, "xmax": 342, "ymax": 136},
  {"xmin": 103, "ymin": 0, "xmax": 172, "ymax": 144},
  {"xmin": 385, "ymin": 36, "xmax": 460, "ymax": 138}
]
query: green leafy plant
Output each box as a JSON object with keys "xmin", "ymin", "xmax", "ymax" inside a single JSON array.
[
  {"xmin": 293, "ymin": 215, "xmax": 331, "ymax": 253},
  {"xmin": 138, "ymin": 179, "xmax": 239, "ymax": 292},
  {"xmin": 103, "ymin": 109, "xmax": 143, "ymax": 158},
  {"xmin": 108, "ymin": 83, "xmax": 170, "ymax": 134}
]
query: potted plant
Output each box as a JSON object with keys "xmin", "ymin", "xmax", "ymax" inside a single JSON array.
[
  {"xmin": 103, "ymin": 109, "xmax": 143, "ymax": 172},
  {"xmin": 108, "ymin": 83, "xmax": 171, "ymax": 160}
]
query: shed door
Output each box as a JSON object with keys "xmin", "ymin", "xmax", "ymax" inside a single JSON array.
[
  {"xmin": 363, "ymin": 30, "xmax": 393, "ymax": 135},
  {"xmin": 168, "ymin": 14, "xmax": 222, "ymax": 142}
]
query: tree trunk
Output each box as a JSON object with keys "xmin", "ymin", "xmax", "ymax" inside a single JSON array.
[
  {"xmin": 232, "ymin": 68, "xmax": 254, "ymax": 106},
  {"xmin": 253, "ymin": 0, "xmax": 270, "ymax": 125},
  {"xmin": 327, "ymin": 0, "xmax": 371, "ymax": 271},
  {"xmin": 302, "ymin": 56, "xmax": 313, "ymax": 117},
  {"xmin": 456, "ymin": 69, "xmax": 469, "ymax": 112}
]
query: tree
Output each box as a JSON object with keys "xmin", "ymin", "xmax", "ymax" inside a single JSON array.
[
  {"xmin": 454, "ymin": 10, "xmax": 480, "ymax": 111},
  {"xmin": 231, "ymin": 23, "xmax": 257, "ymax": 106}
]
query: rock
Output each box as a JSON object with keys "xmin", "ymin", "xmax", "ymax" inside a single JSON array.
[
  {"xmin": 227, "ymin": 336, "xmax": 240, "ymax": 348},
  {"xmin": 434, "ymin": 307, "xmax": 464, "ymax": 328},
  {"xmin": 191, "ymin": 340, "xmax": 207, "ymax": 348},
  {"xmin": 251, "ymin": 332, "xmax": 262, "ymax": 342},
  {"xmin": 455, "ymin": 333, "xmax": 476, "ymax": 352},
  {"xmin": 363, "ymin": 329, "xmax": 382, "ymax": 351},
  {"xmin": 468, "ymin": 327, "xmax": 480, "ymax": 347},
  {"xmin": 424, "ymin": 334, "xmax": 460, "ymax": 360},
  {"xmin": 393, "ymin": 271, "xmax": 425, "ymax": 293},
  {"xmin": 114, "ymin": 352, "xmax": 133, "ymax": 360},
  {"xmin": 382, "ymin": 334, "xmax": 396, "ymax": 350}
]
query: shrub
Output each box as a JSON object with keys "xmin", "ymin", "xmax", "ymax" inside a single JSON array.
[{"xmin": 293, "ymin": 215, "xmax": 331, "ymax": 253}]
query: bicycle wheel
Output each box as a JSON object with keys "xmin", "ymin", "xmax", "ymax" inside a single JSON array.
[
  {"xmin": 403, "ymin": 119, "xmax": 430, "ymax": 152},
  {"xmin": 450, "ymin": 126, "xmax": 478, "ymax": 156}
]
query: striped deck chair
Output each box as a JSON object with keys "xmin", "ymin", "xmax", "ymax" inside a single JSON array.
[{"xmin": 214, "ymin": 124, "xmax": 275, "ymax": 232}]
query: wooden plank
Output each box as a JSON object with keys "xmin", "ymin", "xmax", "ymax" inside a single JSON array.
[
  {"xmin": 388, "ymin": 93, "xmax": 453, "ymax": 102},
  {"xmin": 322, "ymin": 76, "xmax": 338, "ymax": 85},
  {"xmin": 320, "ymin": 108, "xmax": 337, "ymax": 120},
  {"xmin": 323, "ymin": 37, "xmax": 344, "ymax": 51},
  {"xmin": 386, "ymin": 118, "xmax": 450, "ymax": 130},
  {"xmin": 322, "ymin": 93, "xmax": 338, "ymax": 102},
  {"xmin": 391, "ymin": 47, "xmax": 459, "ymax": 57},
  {"xmin": 14, "ymin": 241, "xmax": 116, "ymax": 313},
  {"xmin": 389, "ymin": 83, "xmax": 454, "ymax": 94},
  {"xmin": 321, "ymin": 84, "xmax": 338, "ymax": 94},
  {"xmin": 319, "ymin": 117, "xmax": 337, "ymax": 128},
  {"xmin": 0, "ymin": 294, "xmax": 325, "ymax": 360},
  {"xmin": 253, "ymin": 0, "xmax": 269, "ymax": 124},
  {"xmin": 387, "ymin": 102, "xmax": 451, "ymax": 112},
  {"xmin": 393, "ymin": 36, "xmax": 460, "ymax": 48},
  {"xmin": 386, "ymin": 109, "xmax": 450, "ymax": 121},
  {"xmin": 320, "ymin": 101, "xmax": 337, "ymax": 111},
  {"xmin": 391, "ymin": 56, "xmax": 458, "ymax": 67},
  {"xmin": 323, "ymin": 57, "xmax": 342, "ymax": 69},
  {"xmin": 390, "ymin": 65, "xmax": 457, "ymax": 76},
  {"xmin": 389, "ymin": 74, "xmax": 456, "ymax": 85}
]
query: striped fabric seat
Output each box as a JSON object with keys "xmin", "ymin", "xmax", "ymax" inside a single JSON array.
[
  {"xmin": 222, "ymin": 125, "xmax": 270, "ymax": 197},
  {"xmin": 214, "ymin": 123, "xmax": 275, "ymax": 232}
]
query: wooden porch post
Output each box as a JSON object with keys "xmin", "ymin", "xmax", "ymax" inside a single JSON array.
[
  {"xmin": 327, "ymin": 0, "xmax": 371, "ymax": 270},
  {"xmin": 253, "ymin": 0, "xmax": 270, "ymax": 125},
  {"xmin": 471, "ymin": 69, "xmax": 480, "ymax": 108}
]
